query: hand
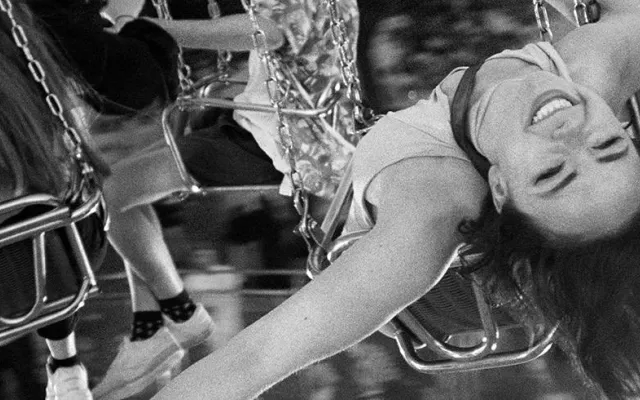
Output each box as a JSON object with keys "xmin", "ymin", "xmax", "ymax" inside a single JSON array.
[{"xmin": 101, "ymin": 0, "xmax": 146, "ymax": 31}]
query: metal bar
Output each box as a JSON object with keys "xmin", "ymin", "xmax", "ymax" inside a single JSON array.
[
  {"xmin": 176, "ymin": 97, "xmax": 335, "ymax": 118},
  {"xmin": 318, "ymin": 159, "xmax": 354, "ymax": 247},
  {"xmin": 394, "ymin": 324, "xmax": 557, "ymax": 373},
  {"xmin": 97, "ymin": 268, "xmax": 309, "ymax": 282},
  {"xmin": 394, "ymin": 310, "xmax": 493, "ymax": 360}
]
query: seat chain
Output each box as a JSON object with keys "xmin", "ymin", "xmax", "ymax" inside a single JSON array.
[{"xmin": 0, "ymin": 0, "xmax": 98, "ymax": 202}]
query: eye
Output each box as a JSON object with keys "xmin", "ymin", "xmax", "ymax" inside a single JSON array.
[
  {"xmin": 535, "ymin": 163, "xmax": 564, "ymax": 184},
  {"xmin": 592, "ymin": 137, "xmax": 622, "ymax": 150}
]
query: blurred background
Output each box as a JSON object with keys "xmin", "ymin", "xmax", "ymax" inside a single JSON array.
[{"xmin": 1, "ymin": 1, "xmax": 598, "ymax": 399}]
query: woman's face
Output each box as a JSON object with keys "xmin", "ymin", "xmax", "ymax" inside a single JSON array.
[{"xmin": 478, "ymin": 71, "xmax": 640, "ymax": 239}]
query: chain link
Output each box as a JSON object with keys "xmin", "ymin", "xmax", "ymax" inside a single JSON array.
[
  {"xmin": 573, "ymin": 0, "xmax": 600, "ymax": 26},
  {"xmin": 532, "ymin": 0, "xmax": 554, "ymax": 42},
  {"xmin": 242, "ymin": 0, "xmax": 302, "ymax": 197},
  {"xmin": 206, "ymin": 0, "xmax": 233, "ymax": 78},
  {"xmin": 0, "ymin": 0, "xmax": 96, "ymax": 198},
  {"xmin": 151, "ymin": 0, "xmax": 194, "ymax": 92},
  {"xmin": 325, "ymin": 0, "xmax": 375, "ymax": 128}
]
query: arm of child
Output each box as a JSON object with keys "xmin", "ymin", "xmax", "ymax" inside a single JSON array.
[{"xmin": 144, "ymin": 14, "xmax": 284, "ymax": 51}]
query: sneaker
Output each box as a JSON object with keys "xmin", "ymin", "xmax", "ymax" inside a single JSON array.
[
  {"xmin": 164, "ymin": 303, "xmax": 215, "ymax": 349},
  {"xmin": 92, "ymin": 327, "xmax": 185, "ymax": 400},
  {"xmin": 46, "ymin": 362, "xmax": 92, "ymax": 400}
]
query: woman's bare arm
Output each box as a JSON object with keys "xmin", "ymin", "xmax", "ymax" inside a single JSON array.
[
  {"xmin": 151, "ymin": 157, "xmax": 484, "ymax": 400},
  {"xmin": 145, "ymin": 15, "xmax": 284, "ymax": 51},
  {"xmin": 551, "ymin": 3, "xmax": 640, "ymax": 111}
]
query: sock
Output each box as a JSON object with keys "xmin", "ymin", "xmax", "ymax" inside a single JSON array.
[
  {"xmin": 158, "ymin": 290, "xmax": 196, "ymax": 323},
  {"xmin": 130, "ymin": 311, "xmax": 163, "ymax": 341},
  {"xmin": 48, "ymin": 355, "xmax": 79, "ymax": 373}
]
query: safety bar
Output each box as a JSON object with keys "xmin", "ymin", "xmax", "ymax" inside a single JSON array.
[
  {"xmin": 0, "ymin": 191, "xmax": 103, "ymax": 346},
  {"xmin": 174, "ymin": 92, "xmax": 341, "ymax": 118},
  {"xmin": 394, "ymin": 323, "xmax": 557, "ymax": 373}
]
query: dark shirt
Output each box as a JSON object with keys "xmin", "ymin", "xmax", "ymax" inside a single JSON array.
[{"xmin": 28, "ymin": 0, "xmax": 180, "ymax": 115}]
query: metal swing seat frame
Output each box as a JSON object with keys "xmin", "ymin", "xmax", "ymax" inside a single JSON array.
[
  {"xmin": 0, "ymin": 0, "xmax": 107, "ymax": 347},
  {"xmin": 155, "ymin": 0, "xmax": 353, "ymax": 199},
  {"xmin": 155, "ymin": 0, "xmax": 627, "ymax": 374}
]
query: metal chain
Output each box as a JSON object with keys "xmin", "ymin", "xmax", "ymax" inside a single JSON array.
[
  {"xmin": 533, "ymin": 0, "xmax": 554, "ymax": 42},
  {"xmin": 242, "ymin": 0, "xmax": 301, "ymax": 192},
  {"xmin": 151, "ymin": 0, "xmax": 194, "ymax": 92},
  {"xmin": 206, "ymin": 0, "xmax": 233, "ymax": 78},
  {"xmin": 0, "ymin": 0, "xmax": 96, "ymax": 196},
  {"xmin": 573, "ymin": 0, "xmax": 600, "ymax": 26},
  {"xmin": 242, "ymin": 0, "xmax": 324, "ymax": 251},
  {"xmin": 325, "ymin": 0, "xmax": 375, "ymax": 128}
]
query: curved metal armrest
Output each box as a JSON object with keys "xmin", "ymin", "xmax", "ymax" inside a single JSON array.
[
  {"xmin": 175, "ymin": 93, "xmax": 341, "ymax": 118},
  {"xmin": 183, "ymin": 73, "xmax": 249, "ymax": 98},
  {"xmin": 0, "ymin": 190, "xmax": 104, "ymax": 346},
  {"xmin": 393, "ymin": 322, "xmax": 558, "ymax": 373}
]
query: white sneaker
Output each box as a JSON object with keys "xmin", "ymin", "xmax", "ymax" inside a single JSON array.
[
  {"xmin": 165, "ymin": 303, "xmax": 215, "ymax": 349},
  {"xmin": 46, "ymin": 362, "xmax": 93, "ymax": 400},
  {"xmin": 92, "ymin": 327, "xmax": 185, "ymax": 400}
]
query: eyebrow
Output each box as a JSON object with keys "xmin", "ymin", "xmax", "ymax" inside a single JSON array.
[{"xmin": 596, "ymin": 147, "xmax": 629, "ymax": 163}]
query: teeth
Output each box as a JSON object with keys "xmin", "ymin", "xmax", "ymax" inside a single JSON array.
[{"xmin": 532, "ymin": 98, "xmax": 572, "ymax": 124}]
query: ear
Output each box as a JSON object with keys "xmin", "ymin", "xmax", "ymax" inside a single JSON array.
[{"xmin": 488, "ymin": 165, "xmax": 508, "ymax": 213}]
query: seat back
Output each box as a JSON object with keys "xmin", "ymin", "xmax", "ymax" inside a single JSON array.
[
  {"xmin": 308, "ymin": 170, "xmax": 557, "ymax": 373},
  {"xmin": 0, "ymin": 191, "xmax": 106, "ymax": 346}
]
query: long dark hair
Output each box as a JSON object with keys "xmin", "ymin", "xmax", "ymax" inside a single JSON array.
[
  {"xmin": 459, "ymin": 195, "xmax": 640, "ymax": 400},
  {"xmin": 0, "ymin": 2, "xmax": 108, "ymax": 199}
]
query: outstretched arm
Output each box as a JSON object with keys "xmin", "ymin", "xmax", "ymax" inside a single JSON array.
[
  {"xmin": 102, "ymin": 0, "xmax": 284, "ymax": 51},
  {"xmin": 145, "ymin": 14, "xmax": 284, "ymax": 51},
  {"xmin": 152, "ymin": 157, "xmax": 484, "ymax": 400},
  {"xmin": 550, "ymin": 1, "xmax": 640, "ymax": 112}
]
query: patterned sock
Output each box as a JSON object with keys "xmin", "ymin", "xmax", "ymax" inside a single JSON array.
[
  {"xmin": 48, "ymin": 355, "xmax": 79, "ymax": 373},
  {"xmin": 130, "ymin": 311, "xmax": 163, "ymax": 341},
  {"xmin": 158, "ymin": 290, "xmax": 196, "ymax": 323}
]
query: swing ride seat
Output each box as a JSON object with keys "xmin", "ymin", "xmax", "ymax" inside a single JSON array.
[
  {"xmin": 306, "ymin": 167, "xmax": 558, "ymax": 374},
  {"xmin": 0, "ymin": 188, "xmax": 106, "ymax": 347},
  {"xmin": 160, "ymin": 68, "xmax": 347, "ymax": 198}
]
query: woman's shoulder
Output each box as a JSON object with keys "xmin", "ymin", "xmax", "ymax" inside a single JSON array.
[{"xmin": 366, "ymin": 156, "xmax": 487, "ymax": 222}]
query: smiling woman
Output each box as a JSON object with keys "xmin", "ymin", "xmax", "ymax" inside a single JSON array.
[{"xmin": 151, "ymin": 2, "xmax": 640, "ymax": 400}]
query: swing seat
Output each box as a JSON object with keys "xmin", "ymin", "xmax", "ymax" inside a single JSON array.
[
  {"xmin": 161, "ymin": 74, "xmax": 349, "ymax": 198},
  {"xmin": 0, "ymin": 189, "xmax": 106, "ymax": 346},
  {"xmin": 307, "ymin": 167, "xmax": 557, "ymax": 374}
]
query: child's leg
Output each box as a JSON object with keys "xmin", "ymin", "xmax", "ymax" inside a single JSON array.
[
  {"xmin": 37, "ymin": 314, "xmax": 92, "ymax": 400},
  {"xmin": 93, "ymin": 203, "xmax": 214, "ymax": 400},
  {"xmin": 107, "ymin": 204, "xmax": 184, "ymax": 299},
  {"xmin": 38, "ymin": 314, "xmax": 80, "ymax": 368},
  {"xmin": 107, "ymin": 204, "xmax": 211, "ymax": 330}
]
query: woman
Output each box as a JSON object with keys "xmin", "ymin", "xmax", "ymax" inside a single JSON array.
[
  {"xmin": 151, "ymin": 1, "xmax": 640, "ymax": 400},
  {"xmin": 0, "ymin": 3, "xmax": 109, "ymax": 399}
]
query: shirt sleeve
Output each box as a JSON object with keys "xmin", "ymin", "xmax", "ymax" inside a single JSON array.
[{"xmin": 32, "ymin": 4, "xmax": 180, "ymax": 113}]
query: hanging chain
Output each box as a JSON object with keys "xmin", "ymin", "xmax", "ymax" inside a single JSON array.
[
  {"xmin": 325, "ymin": 0, "xmax": 375, "ymax": 128},
  {"xmin": 242, "ymin": 0, "xmax": 300, "ymax": 184},
  {"xmin": 151, "ymin": 0, "xmax": 194, "ymax": 92},
  {"xmin": 242, "ymin": 0, "xmax": 323, "ymax": 249},
  {"xmin": 0, "ymin": 0, "xmax": 96, "ymax": 197},
  {"xmin": 573, "ymin": 0, "xmax": 600, "ymax": 26},
  {"xmin": 533, "ymin": 0, "xmax": 554, "ymax": 42},
  {"xmin": 206, "ymin": 0, "xmax": 233, "ymax": 78}
]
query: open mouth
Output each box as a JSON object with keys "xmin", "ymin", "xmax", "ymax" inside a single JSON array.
[{"xmin": 532, "ymin": 97, "xmax": 573, "ymax": 124}]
